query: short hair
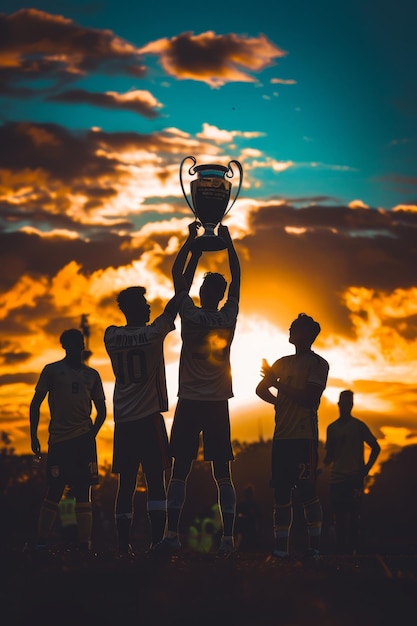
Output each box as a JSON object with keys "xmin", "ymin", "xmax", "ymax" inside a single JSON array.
[
  {"xmin": 60, "ymin": 329, "xmax": 84, "ymax": 350},
  {"xmin": 292, "ymin": 313, "xmax": 321, "ymax": 342},
  {"xmin": 201, "ymin": 272, "xmax": 227, "ymax": 300},
  {"xmin": 116, "ymin": 286, "xmax": 146, "ymax": 315},
  {"xmin": 339, "ymin": 389, "xmax": 354, "ymax": 402}
]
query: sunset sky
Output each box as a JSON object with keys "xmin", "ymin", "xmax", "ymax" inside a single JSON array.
[{"xmin": 1, "ymin": 1, "xmax": 416, "ymax": 473}]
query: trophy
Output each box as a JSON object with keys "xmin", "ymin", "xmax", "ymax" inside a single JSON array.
[{"xmin": 180, "ymin": 155, "xmax": 243, "ymax": 251}]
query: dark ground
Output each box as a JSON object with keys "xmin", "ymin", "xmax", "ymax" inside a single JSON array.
[{"xmin": 2, "ymin": 543, "xmax": 417, "ymax": 626}]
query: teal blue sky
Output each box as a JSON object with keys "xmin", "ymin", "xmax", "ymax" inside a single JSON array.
[{"xmin": 1, "ymin": 0, "xmax": 416, "ymax": 209}]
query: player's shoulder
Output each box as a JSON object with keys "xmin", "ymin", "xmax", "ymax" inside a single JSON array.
[
  {"xmin": 273, "ymin": 354, "xmax": 292, "ymax": 367},
  {"xmin": 311, "ymin": 350, "xmax": 329, "ymax": 366},
  {"xmin": 179, "ymin": 293, "xmax": 195, "ymax": 310},
  {"xmin": 43, "ymin": 359, "xmax": 65, "ymax": 371},
  {"xmin": 351, "ymin": 416, "xmax": 370, "ymax": 430},
  {"xmin": 104, "ymin": 324, "xmax": 121, "ymax": 336}
]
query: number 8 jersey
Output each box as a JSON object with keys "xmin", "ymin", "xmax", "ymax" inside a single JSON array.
[{"xmin": 104, "ymin": 312, "xmax": 176, "ymax": 423}]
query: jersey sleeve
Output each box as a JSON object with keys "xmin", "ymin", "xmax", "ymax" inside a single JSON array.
[
  {"xmin": 90, "ymin": 369, "xmax": 106, "ymax": 402},
  {"xmin": 308, "ymin": 355, "xmax": 329, "ymax": 389},
  {"xmin": 360, "ymin": 421, "xmax": 378, "ymax": 446},
  {"xmin": 34, "ymin": 364, "xmax": 53, "ymax": 394}
]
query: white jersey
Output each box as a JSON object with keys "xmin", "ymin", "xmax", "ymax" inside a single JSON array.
[
  {"xmin": 34, "ymin": 359, "xmax": 105, "ymax": 445},
  {"xmin": 104, "ymin": 312, "xmax": 175, "ymax": 423},
  {"xmin": 177, "ymin": 294, "xmax": 238, "ymax": 401}
]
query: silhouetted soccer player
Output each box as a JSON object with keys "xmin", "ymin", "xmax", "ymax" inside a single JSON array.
[
  {"xmin": 30, "ymin": 329, "xmax": 106, "ymax": 552},
  {"xmin": 324, "ymin": 389, "xmax": 381, "ymax": 555},
  {"xmin": 155, "ymin": 221, "xmax": 240, "ymax": 555},
  {"xmin": 256, "ymin": 314, "xmax": 329, "ymax": 562},
  {"xmin": 104, "ymin": 286, "xmax": 179, "ymax": 556}
]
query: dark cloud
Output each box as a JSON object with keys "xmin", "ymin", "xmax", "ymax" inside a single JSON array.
[
  {"xmin": 0, "ymin": 120, "xmax": 216, "ymax": 234},
  {"xmin": 0, "ymin": 8, "xmax": 146, "ymax": 93},
  {"xmin": 0, "ymin": 121, "xmax": 119, "ymax": 182},
  {"xmin": 0, "ymin": 229, "xmax": 141, "ymax": 292},
  {"xmin": 0, "ymin": 121, "xmax": 207, "ymax": 185},
  {"xmin": 46, "ymin": 88, "xmax": 162, "ymax": 118},
  {"xmin": 0, "ymin": 372, "xmax": 38, "ymax": 385},
  {"xmin": 237, "ymin": 201, "xmax": 417, "ymax": 336},
  {"xmin": 141, "ymin": 31, "xmax": 286, "ymax": 86},
  {"xmin": 2, "ymin": 352, "xmax": 32, "ymax": 365},
  {"xmin": 0, "ymin": 340, "xmax": 32, "ymax": 364},
  {"xmin": 384, "ymin": 314, "xmax": 417, "ymax": 341},
  {"xmin": 377, "ymin": 173, "xmax": 417, "ymax": 196}
]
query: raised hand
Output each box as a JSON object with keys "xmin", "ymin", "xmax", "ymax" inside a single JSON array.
[
  {"xmin": 218, "ymin": 223, "xmax": 232, "ymax": 243},
  {"xmin": 188, "ymin": 221, "xmax": 201, "ymax": 239}
]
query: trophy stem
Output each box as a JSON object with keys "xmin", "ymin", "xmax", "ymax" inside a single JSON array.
[{"xmin": 203, "ymin": 224, "xmax": 216, "ymax": 237}]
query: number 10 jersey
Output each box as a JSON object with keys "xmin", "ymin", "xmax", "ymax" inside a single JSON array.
[{"xmin": 104, "ymin": 312, "xmax": 175, "ymax": 423}]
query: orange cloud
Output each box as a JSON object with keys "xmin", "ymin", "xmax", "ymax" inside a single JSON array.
[
  {"xmin": 392, "ymin": 204, "xmax": 417, "ymax": 213},
  {"xmin": 47, "ymin": 89, "xmax": 163, "ymax": 118},
  {"xmin": 0, "ymin": 9, "xmax": 146, "ymax": 94},
  {"xmin": 139, "ymin": 31, "xmax": 287, "ymax": 87}
]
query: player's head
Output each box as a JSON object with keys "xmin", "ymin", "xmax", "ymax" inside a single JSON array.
[
  {"xmin": 116, "ymin": 286, "xmax": 150, "ymax": 323},
  {"xmin": 289, "ymin": 313, "xmax": 321, "ymax": 347},
  {"xmin": 338, "ymin": 389, "xmax": 354, "ymax": 413},
  {"xmin": 199, "ymin": 272, "xmax": 227, "ymax": 308},
  {"xmin": 60, "ymin": 329, "xmax": 85, "ymax": 352}
]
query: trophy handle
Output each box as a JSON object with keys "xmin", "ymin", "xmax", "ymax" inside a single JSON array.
[
  {"xmin": 179, "ymin": 155, "xmax": 198, "ymax": 216},
  {"xmin": 224, "ymin": 159, "xmax": 243, "ymax": 217}
]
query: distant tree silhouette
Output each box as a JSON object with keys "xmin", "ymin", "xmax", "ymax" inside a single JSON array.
[{"xmin": 364, "ymin": 444, "xmax": 417, "ymax": 547}]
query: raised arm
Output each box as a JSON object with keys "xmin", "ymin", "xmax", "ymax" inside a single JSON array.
[
  {"xmin": 218, "ymin": 224, "xmax": 240, "ymax": 301},
  {"xmin": 172, "ymin": 221, "xmax": 201, "ymax": 295}
]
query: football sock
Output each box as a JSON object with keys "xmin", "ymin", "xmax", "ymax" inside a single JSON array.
[
  {"xmin": 147, "ymin": 499, "xmax": 167, "ymax": 546},
  {"xmin": 216, "ymin": 477, "xmax": 236, "ymax": 537},
  {"xmin": 273, "ymin": 502, "xmax": 293, "ymax": 554},
  {"xmin": 166, "ymin": 478, "xmax": 186, "ymax": 537},
  {"xmin": 75, "ymin": 502, "xmax": 93, "ymax": 547},
  {"xmin": 37, "ymin": 499, "xmax": 59, "ymax": 544},
  {"xmin": 303, "ymin": 496, "xmax": 323, "ymax": 551},
  {"xmin": 116, "ymin": 512, "xmax": 133, "ymax": 552}
]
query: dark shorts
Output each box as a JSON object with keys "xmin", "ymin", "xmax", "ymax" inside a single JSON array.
[
  {"xmin": 47, "ymin": 431, "xmax": 98, "ymax": 488},
  {"xmin": 271, "ymin": 438, "xmax": 318, "ymax": 492},
  {"xmin": 112, "ymin": 412, "xmax": 171, "ymax": 475},
  {"xmin": 169, "ymin": 398, "xmax": 234, "ymax": 463}
]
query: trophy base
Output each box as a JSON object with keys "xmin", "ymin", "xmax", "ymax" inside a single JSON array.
[{"xmin": 191, "ymin": 235, "xmax": 227, "ymax": 252}]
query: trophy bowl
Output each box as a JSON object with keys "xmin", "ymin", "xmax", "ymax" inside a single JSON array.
[{"xmin": 180, "ymin": 156, "xmax": 243, "ymax": 252}]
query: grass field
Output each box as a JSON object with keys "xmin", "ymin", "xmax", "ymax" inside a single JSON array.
[{"xmin": 2, "ymin": 545, "xmax": 417, "ymax": 626}]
